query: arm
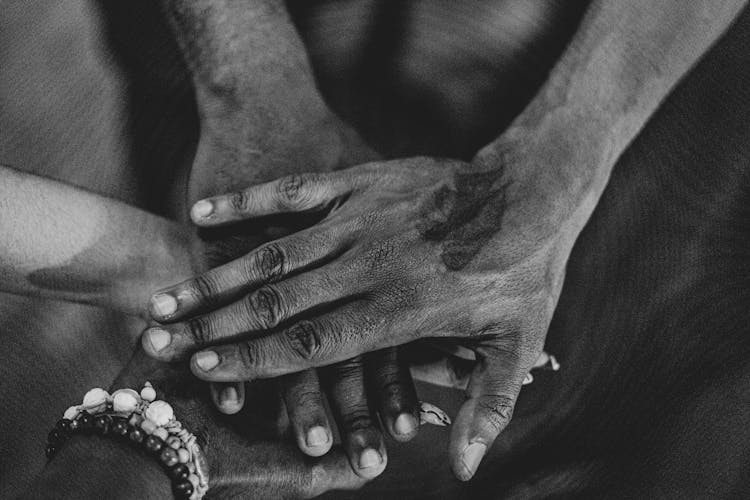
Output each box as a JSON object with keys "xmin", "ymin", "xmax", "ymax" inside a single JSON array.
[
  {"xmin": 478, "ymin": 0, "xmax": 747, "ymax": 237},
  {"xmin": 142, "ymin": 0, "xmax": 747, "ymax": 483},
  {"xmin": 21, "ymin": 350, "xmax": 365, "ymax": 499},
  {"xmin": 0, "ymin": 165, "xmax": 196, "ymax": 319}
]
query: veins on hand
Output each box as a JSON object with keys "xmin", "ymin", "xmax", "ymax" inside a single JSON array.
[{"xmin": 418, "ymin": 168, "xmax": 509, "ymax": 271}]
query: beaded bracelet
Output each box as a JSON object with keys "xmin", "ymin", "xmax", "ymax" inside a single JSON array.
[{"xmin": 45, "ymin": 382, "xmax": 209, "ymax": 500}]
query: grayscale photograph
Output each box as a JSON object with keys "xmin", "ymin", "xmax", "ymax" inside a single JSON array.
[{"xmin": 1, "ymin": 1, "xmax": 749, "ymax": 498}]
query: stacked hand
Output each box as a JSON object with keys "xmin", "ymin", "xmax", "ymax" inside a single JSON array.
[{"xmin": 142, "ymin": 154, "xmax": 569, "ymax": 480}]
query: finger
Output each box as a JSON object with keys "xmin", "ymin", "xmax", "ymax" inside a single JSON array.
[
  {"xmin": 148, "ymin": 224, "xmax": 351, "ymax": 322},
  {"xmin": 280, "ymin": 369, "xmax": 333, "ymax": 457},
  {"xmin": 365, "ymin": 348, "xmax": 419, "ymax": 442},
  {"xmin": 142, "ymin": 260, "xmax": 361, "ymax": 361},
  {"xmin": 449, "ymin": 343, "xmax": 534, "ymax": 482},
  {"xmin": 209, "ymin": 382, "xmax": 245, "ymax": 415},
  {"xmin": 188, "ymin": 301, "xmax": 391, "ymax": 381},
  {"xmin": 322, "ymin": 357, "xmax": 387, "ymax": 479},
  {"xmin": 190, "ymin": 172, "xmax": 356, "ymax": 226},
  {"xmin": 226, "ymin": 442, "xmax": 366, "ymax": 498}
]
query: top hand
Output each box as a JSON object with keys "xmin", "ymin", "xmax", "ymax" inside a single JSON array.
[{"xmin": 143, "ymin": 155, "xmax": 571, "ymax": 480}]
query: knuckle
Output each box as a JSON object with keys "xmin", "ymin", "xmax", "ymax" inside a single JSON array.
[
  {"xmin": 477, "ymin": 395, "xmax": 515, "ymax": 434},
  {"xmin": 247, "ymin": 286, "xmax": 285, "ymax": 330},
  {"xmin": 250, "ymin": 244, "xmax": 286, "ymax": 281},
  {"xmin": 285, "ymin": 321, "xmax": 322, "ymax": 360},
  {"xmin": 293, "ymin": 389, "xmax": 323, "ymax": 411},
  {"xmin": 343, "ymin": 410, "xmax": 372, "ymax": 432},
  {"xmin": 190, "ymin": 275, "xmax": 217, "ymax": 304},
  {"xmin": 229, "ymin": 190, "xmax": 251, "ymax": 213},
  {"xmin": 187, "ymin": 317, "xmax": 212, "ymax": 344},
  {"xmin": 277, "ymin": 174, "xmax": 308, "ymax": 209},
  {"xmin": 241, "ymin": 341, "xmax": 259, "ymax": 370}
]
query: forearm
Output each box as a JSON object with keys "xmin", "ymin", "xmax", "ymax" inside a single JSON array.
[
  {"xmin": 478, "ymin": 0, "xmax": 746, "ymax": 231},
  {"xmin": 0, "ymin": 165, "xmax": 196, "ymax": 317},
  {"xmin": 20, "ymin": 436, "xmax": 172, "ymax": 499},
  {"xmin": 161, "ymin": 0, "xmax": 337, "ymax": 198}
]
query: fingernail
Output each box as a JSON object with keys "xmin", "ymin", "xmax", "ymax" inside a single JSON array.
[
  {"xmin": 146, "ymin": 328, "xmax": 171, "ymax": 353},
  {"xmin": 220, "ymin": 386, "xmax": 238, "ymax": 405},
  {"xmin": 358, "ymin": 448, "xmax": 382, "ymax": 469},
  {"xmin": 394, "ymin": 413, "xmax": 417, "ymax": 436},
  {"xmin": 306, "ymin": 426, "xmax": 329, "ymax": 448},
  {"xmin": 461, "ymin": 442, "xmax": 487, "ymax": 477},
  {"xmin": 195, "ymin": 351, "xmax": 219, "ymax": 371},
  {"xmin": 151, "ymin": 293, "xmax": 177, "ymax": 318},
  {"xmin": 191, "ymin": 200, "xmax": 213, "ymax": 219}
]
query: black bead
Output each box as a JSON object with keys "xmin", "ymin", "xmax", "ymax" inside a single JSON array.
[
  {"xmin": 144, "ymin": 435, "xmax": 164, "ymax": 454},
  {"xmin": 93, "ymin": 414, "xmax": 112, "ymax": 435},
  {"xmin": 77, "ymin": 411, "xmax": 93, "ymax": 432},
  {"xmin": 45, "ymin": 444, "xmax": 57, "ymax": 459},
  {"xmin": 128, "ymin": 427, "xmax": 145, "ymax": 444},
  {"xmin": 172, "ymin": 480, "xmax": 194, "ymax": 498},
  {"xmin": 159, "ymin": 447, "xmax": 180, "ymax": 468},
  {"xmin": 69, "ymin": 419, "xmax": 79, "ymax": 432},
  {"xmin": 168, "ymin": 463, "xmax": 190, "ymax": 482},
  {"xmin": 55, "ymin": 419, "xmax": 72, "ymax": 436},
  {"xmin": 111, "ymin": 417, "xmax": 129, "ymax": 437},
  {"xmin": 47, "ymin": 428, "xmax": 66, "ymax": 446}
]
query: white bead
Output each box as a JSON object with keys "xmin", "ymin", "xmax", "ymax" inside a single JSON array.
[
  {"xmin": 112, "ymin": 389, "xmax": 140, "ymax": 413},
  {"xmin": 82, "ymin": 388, "xmax": 109, "ymax": 406},
  {"xmin": 177, "ymin": 448, "xmax": 190, "ymax": 463},
  {"xmin": 153, "ymin": 427, "xmax": 169, "ymax": 441},
  {"xmin": 63, "ymin": 406, "xmax": 79, "ymax": 421},
  {"xmin": 140, "ymin": 386, "xmax": 156, "ymax": 402},
  {"xmin": 141, "ymin": 419, "xmax": 157, "ymax": 434},
  {"xmin": 82, "ymin": 388, "xmax": 110, "ymax": 412},
  {"xmin": 144, "ymin": 400, "xmax": 174, "ymax": 426}
]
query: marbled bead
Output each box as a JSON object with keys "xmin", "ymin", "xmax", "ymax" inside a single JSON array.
[
  {"xmin": 45, "ymin": 444, "xmax": 56, "ymax": 459},
  {"xmin": 48, "ymin": 429, "xmax": 66, "ymax": 446},
  {"xmin": 172, "ymin": 479, "xmax": 194, "ymax": 498},
  {"xmin": 128, "ymin": 427, "xmax": 145, "ymax": 444},
  {"xmin": 55, "ymin": 419, "xmax": 72, "ymax": 436},
  {"xmin": 159, "ymin": 447, "xmax": 179, "ymax": 468},
  {"xmin": 153, "ymin": 427, "xmax": 169, "ymax": 441},
  {"xmin": 93, "ymin": 414, "xmax": 112, "ymax": 434},
  {"xmin": 111, "ymin": 417, "xmax": 129, "ymax": 437},
  {"xmin": 177, "ymin": 448, "xmax": 190, "ymax": 463},
  {"xmin": 144, "ymin": 435, "xmax": 164, "ymax": 454},
  {"xmin": 167, "ymin": 436, "xmax": 182, "ymax": 449},
  {"xmin": 168, "ymin": 463, "xmax": 190, "ymax": 482}
]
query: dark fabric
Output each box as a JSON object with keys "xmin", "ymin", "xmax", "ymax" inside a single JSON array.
[{"xmin": 341, "ymin": 6, "xmax": 750, "ymax": 500}]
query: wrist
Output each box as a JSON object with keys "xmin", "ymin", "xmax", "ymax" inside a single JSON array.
[
  {"xmin": 474, "ymin": 120, "xmax": 611, "ymax": 237},
  {"xmin": 26, "ymin": 434, "xmax": 171, "ymax": 499}
]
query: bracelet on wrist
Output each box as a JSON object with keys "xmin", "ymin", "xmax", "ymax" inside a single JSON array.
[{"xmin": 45, "ymin": 382, "xmax": 209, "ymax": 500}]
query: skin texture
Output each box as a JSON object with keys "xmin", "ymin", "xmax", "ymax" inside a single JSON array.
[
  {"xmin": 0, "ymin": 165, "xmax": 194, "ymax": 320},
  {"xmin": 159, "ymin": 0, "xmax": 413, "ymax": 480},
  {"xmin": 143, "ymin": 0, "xmax": 748, "ymax": 483},
  {"xmin": 4, "ymin": 1, "xmax": 750, "ymax": 498}
]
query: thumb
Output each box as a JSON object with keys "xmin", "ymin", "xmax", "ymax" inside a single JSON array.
[{"xmin": 448, "ymin": 343, "xmax": 533, "ymax": 481}]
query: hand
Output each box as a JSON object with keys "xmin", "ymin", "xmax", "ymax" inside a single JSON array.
[
  {"xmin": 111, "ymin": 349, "xmax": 369, "ymax": 498},
  {"xmin": 142, "ymin": 154, "xmax": 570, "ymax": 480}
]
